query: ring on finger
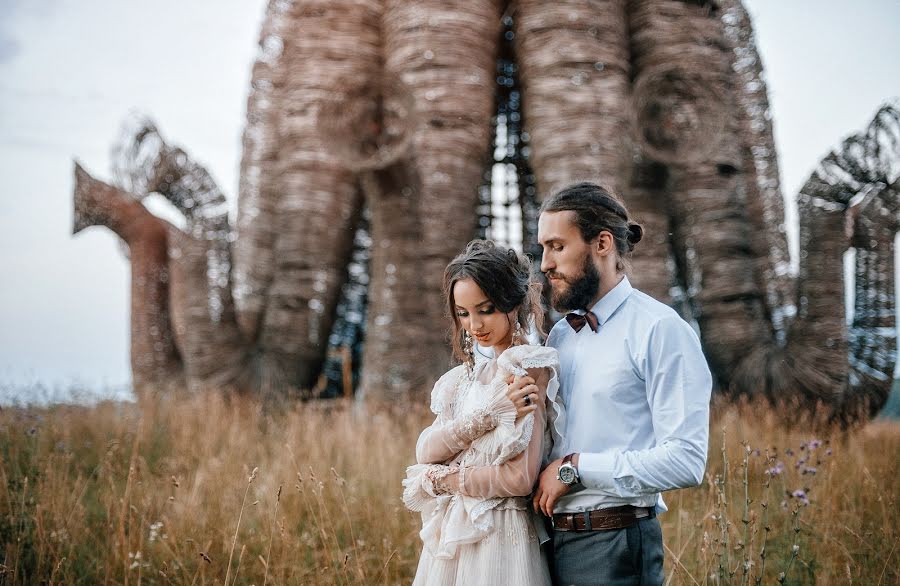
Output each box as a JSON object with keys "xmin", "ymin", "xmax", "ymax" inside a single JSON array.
[{"xmin": 523, "ymin": 395, "xmax": 531, "ymax": 406}]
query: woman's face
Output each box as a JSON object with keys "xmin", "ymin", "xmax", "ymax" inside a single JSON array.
[{"xmin": 452, "ymin": 278, "xmax": 514, "ymax": 351}]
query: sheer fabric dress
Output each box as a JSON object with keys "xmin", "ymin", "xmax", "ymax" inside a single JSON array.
[{"xmin": 403, "ymin": 344, "xmax": 562, "ymax": 586}]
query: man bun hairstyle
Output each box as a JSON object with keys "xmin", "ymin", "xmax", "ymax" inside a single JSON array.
[
  {"xmin": 540, "ymin": 182, "xmax": 643, "ymax": 271},
  {"xmin": 443, "ymin": 240, "xmax": 545, "ymax": 363},
  {"xmin": 626, "ymin": 222, "xmax": 643, "ymax": 251}
]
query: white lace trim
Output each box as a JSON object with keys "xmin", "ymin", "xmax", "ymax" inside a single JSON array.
[
  {"xmin": 402, "ymin": 464, "xmax": 434, "ymax": 512},
  {"xmin": 494, "ymin": 411, "xmax": 535, "ymax": 464},
  {"xmin": 499, "ymin": 345, "xmax": 567, "ymax": 455},
  {"xmin": 424, "ymin": 464, "xmax": 459, "ymax": 496},
  {"xmin": 446, "ymin": 407, "xmax": 499, "ymax": 448},
  {"xmin": 543, "ymin": 367, "xmax": 566, "ymax": 455},
  {"xmin": 469, "ymin": 496, "xmax": 504, "ymax": 531},
  {"xmin": 497, "ymin": 344, "xmax": 560, "ymax": 377}
]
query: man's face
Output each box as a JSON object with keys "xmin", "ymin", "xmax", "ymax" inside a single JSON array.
[{"xmin": 538, "ymin": 211, "xmax": 601, "ymax": 311}]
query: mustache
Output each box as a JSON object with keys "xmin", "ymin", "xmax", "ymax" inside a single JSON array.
[{"xmin": 545, "ymin": 271, "xmax": 568, "ymax": 281}]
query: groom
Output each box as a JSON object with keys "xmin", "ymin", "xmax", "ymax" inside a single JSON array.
[{"xmin": 508, "ymin": 182, "xmax": 712, "ymax": 585}]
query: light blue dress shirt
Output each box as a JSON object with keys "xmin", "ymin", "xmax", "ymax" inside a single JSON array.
[{"xmin": 547, "ymin": 275, "xmax": 712, "ymax": 514}]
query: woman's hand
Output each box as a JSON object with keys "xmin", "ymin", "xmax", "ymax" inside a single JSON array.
[{"xmin": 505, "ymin": 374, "xmax": 540, "ymax": 420}]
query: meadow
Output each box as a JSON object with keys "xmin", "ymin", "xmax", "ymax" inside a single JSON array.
[{"xmin": 1, "ymin": 391, "xmax": 897, "ymax": 585}]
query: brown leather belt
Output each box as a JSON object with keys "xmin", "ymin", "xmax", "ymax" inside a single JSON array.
[{"xmin": 551, "ymin": 505, "xmax": 654, "ymax": 532}]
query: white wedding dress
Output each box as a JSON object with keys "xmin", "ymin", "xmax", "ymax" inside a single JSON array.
[{"xmin": 403, "ymin": 344, "xmax": 562, "ymax": 586}]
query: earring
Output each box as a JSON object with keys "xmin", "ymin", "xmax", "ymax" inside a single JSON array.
[
  {"xmin": 512, "ymin": 320, "xmax": 524, "ymax": 346},
  {"xmin": 463, "ymin": 331, "xmax": 475, "ymax": 375}
]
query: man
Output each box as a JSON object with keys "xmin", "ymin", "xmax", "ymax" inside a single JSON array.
[{"xmin": 507, "ymin": 182, "xmax": 712, "ymax": 585}]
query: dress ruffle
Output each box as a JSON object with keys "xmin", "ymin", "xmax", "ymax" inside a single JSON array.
[
  {"xmin": 429, "ymin": 364, "xmax": 467, "ymax": 416},
  {"xmin": 403, "ymin": 464, "xmax": 492, "ymax": 559},
  {"xmin": 495, "ymin": 345, "xmax": 566, "ymax": 467}
]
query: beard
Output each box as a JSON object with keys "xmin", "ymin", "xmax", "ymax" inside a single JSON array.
[{"xmin": 548, "ymin": 252, "xmax": 601, "ymax": 312}]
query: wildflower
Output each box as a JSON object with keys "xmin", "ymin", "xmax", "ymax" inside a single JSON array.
[
  {"xmin": 791, "ymin": 489, "xmax": 810, "ymax": 505},
  {"xmin": 801, "ymin": 467, "xmax": 817, "ymax": 475},
  {"xmin": 792, "ymin": 544, "xmax": 800, "ymax": 554},
  {"xmin": 149, "ymin": 521, "xmax": 164, "ymax": 543},
  {"xmin": 766, "ymin": 461, "xmax": 785, "ymax": 476},
  {"xmin": 808, "ymin": 439, "xmax": 822, "ymax": 449},
  {"xmin": 128, "ymin": 551, "xmax": 143, "ymax": 570}
]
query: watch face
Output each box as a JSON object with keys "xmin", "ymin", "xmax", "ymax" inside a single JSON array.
[{"xmin": 559, "ymin": 465, "xmax": 576, "ymax": 484}]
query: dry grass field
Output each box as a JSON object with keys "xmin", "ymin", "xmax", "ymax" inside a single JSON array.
[{"xmin": 1, "ymin": 392, "xmax": 898, "ymax": 585}]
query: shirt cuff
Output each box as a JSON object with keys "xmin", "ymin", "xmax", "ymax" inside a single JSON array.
[{"xmin": 576, "ymin": 452, "xmax": 617, "ymax": 490}]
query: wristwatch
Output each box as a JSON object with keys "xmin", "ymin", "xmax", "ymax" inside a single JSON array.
[{"xmin": 556, "ymin": 453, "xmax": 580, "ymax": 485}]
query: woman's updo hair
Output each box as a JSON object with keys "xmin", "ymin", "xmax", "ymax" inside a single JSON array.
[
  {"xmin": 442, "ymin": 239, "xmax": 545, "ymax": 363},
  {"xmin": 540, "ymin": 182, "xmax": 643, "ymax": 270}
]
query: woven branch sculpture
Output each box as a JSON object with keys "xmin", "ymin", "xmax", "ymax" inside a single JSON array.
[{"xmin": 72, "ymin": 0, "xmax": 899, "ymax": 422}]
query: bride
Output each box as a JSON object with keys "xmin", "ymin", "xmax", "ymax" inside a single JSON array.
[{"xmin": 403, "ymin": 240, "xmax": 561, "ymax": 585}]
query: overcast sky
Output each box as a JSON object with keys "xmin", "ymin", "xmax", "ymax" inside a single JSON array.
[{"xmin": 1, "ymin": 0, "xmax": 898, "ymax": 395}]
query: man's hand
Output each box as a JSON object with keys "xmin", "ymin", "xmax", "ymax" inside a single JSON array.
[
  {"xmin": 532, "ymin": 455, "xmax": 577, "ymax": 516},
  {"xmin": 505, "ymin": 374, "xmax": 539, "ymax": 420}
]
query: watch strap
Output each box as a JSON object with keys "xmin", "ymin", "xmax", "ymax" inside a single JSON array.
[{"xmin": 560, "ymin": 453, "xmax": 580, "ymax": 484}]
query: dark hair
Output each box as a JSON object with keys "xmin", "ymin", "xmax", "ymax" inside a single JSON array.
[
  {"xmin": 443, "ymin": 240, "xmax": 545, "ymax": 364},
  {"xmin": 539, "ymin": 182, "xmax": 643, "ymax": 271}
]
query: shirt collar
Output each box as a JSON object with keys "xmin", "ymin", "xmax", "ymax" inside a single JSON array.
[{"xmin": 587, "ymin": 274, "xmax": 633, "ymax": 326}]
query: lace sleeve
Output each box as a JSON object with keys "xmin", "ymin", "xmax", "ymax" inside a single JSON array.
[
  {"xmin": 431, "ymin": 382, "xmax": 549, "ymax": 498},
  {"xmin": 423, "ymin": 464, "xmax": 460, "ymax": 495},
  {"xmin": 417, "ymin": 364, "xmax": 518, "ymax": 464},
  {"xmin": 415, "ymin": 409, "xmax": 500, "ymax": 464}
]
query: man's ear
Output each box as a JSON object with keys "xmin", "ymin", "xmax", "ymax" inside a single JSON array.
[{"xmin": 593, "ymin": 231, "xmax": 615, "ymax": 257}]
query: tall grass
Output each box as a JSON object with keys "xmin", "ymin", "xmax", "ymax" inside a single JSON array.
[{"xmin": 1, "ymin": 392, "xmax": 897, "ymax": 584}]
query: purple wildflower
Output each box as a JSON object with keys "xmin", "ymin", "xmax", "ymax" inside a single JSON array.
[
  {"xmin": 766, "ymin": 462, "xmax": 785, "ymax": 476},
  {"xmin": 791, "ymin": 489, "xmax": 810, "ymax": 505}
]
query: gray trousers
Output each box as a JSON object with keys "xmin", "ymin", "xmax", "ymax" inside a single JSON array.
[{"xmin": 550, "ymin": 515, "xmax": 665, "ymax": 586}]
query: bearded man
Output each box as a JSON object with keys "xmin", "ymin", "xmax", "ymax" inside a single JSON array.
[{"xmin": 507, "ymin": 182, "xmax": 712, "ymax": 585}]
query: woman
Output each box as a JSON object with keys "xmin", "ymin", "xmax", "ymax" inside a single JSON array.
[{"xmin": 403, "ymin": 240, "xmax": 562, "ymax": 585}]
